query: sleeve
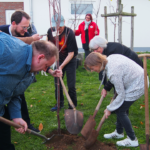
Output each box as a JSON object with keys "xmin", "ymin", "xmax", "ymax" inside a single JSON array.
[
  {"xmin": 7, "ymin": 96, "xmax": 22, "ymax": 119},
  {"xmin": 106, "ymin": 74, "xmax": 125, "ymax": 112},
  {"xmin": 104, "ymin": 80, "xmax": 114, "ymax": 91},
  {"xmin": 67, "ymin": 29, "xmax": 78, "ymax": 53},
  {"xmin": 75, "ymin": 24, "xmax": 82, "ymax": 36},
  {"xmin": 47, "ymin": 28, "xmax": 55, "ymax": 43},
  {"xmin": 95, "ymin": 23, "xmax": 100, "ymax": 35},
  {"xmin": 16, "ymin": 37, "xmax": 34, "ymax": 45}
]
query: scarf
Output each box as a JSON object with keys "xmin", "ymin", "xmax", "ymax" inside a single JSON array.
[{"xmin": 84, "ymin": 20, "xmax": 91, "ymax": 30}]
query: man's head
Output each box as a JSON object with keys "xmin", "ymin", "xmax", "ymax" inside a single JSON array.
[
  {"xmin": 11, "ymin": 10, "xmax": 30, "ymax": 36},
  {"xmin": 51, "ymin": 14, "xmax": 65, "ymax": 34},
  {"xmin": 31, "ymin": 40, "xmax": 58, "ymax": 72},
  {"xmin": 89, "ymin": 36, "xmax": 108, "ymax": 54}
]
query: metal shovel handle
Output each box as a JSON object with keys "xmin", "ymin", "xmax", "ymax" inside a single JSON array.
[
  {"xmin": 59, "ymin": 77, "xmax": 75, "ymax": 109},
  {"xmin": 0, "ymin": 116, "xmax": 49, "ymax": 140}
]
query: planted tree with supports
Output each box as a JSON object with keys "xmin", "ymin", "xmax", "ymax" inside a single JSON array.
[
  {"xmin": 101, "ymin": 0, "xmax": 136, "ymax": 50},
  {"xmin": 48, "ymin": 0, "xmax": 62, "ymax": 134}
]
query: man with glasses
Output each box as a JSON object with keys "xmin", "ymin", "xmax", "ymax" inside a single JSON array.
[
  {"xmin": 0, "ymin": 10, "xmax": 42, "ymax": 132},
  {"xmin": 0, "ymin": 10, "xmax": 42, "ymax": 44},
  {"xmin": 0, "ymin": 32, "xmax": 61, "ymax": 150}
]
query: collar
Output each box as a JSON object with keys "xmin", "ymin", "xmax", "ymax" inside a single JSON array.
[{"xmin": 9, "ymin": 25, "xmax": 12, "ymax": 36}]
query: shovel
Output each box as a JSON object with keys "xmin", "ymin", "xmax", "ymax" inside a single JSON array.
[
  {"xmin": 81, "ymin": 95, "xmax": 104, "ymax": 139},
  {"xmin": 138, "ymin": 54, "xmax": 150, "ymax": 150},
  {"xmin": 0, "ymin": 116, "xmax": 55, "ymax": 144},
  {"xmin": 84, "ymin": 93, "xmax": 117, "ymax": 148},
  {"xmin": 59, "ymin": 77, "xmax": 84, "ymax": 134}
]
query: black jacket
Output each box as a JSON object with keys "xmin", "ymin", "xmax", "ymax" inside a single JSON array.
[{"xmin": 101, "ymin": 42, "xmax": 143, "ymax": 91}]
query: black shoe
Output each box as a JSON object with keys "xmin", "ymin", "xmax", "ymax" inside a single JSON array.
[
  {"xmin": 28, "ymin": 124, "xmax": 40, "ymax": 133},
  {"xmin": 50, "ymin": 104, "xmax": 64, "ymax": 112}
]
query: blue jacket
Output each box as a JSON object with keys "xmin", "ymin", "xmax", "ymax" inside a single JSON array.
[{"xmin": 0, "ymin": 32, "xmax": 33, "ymax": 119}]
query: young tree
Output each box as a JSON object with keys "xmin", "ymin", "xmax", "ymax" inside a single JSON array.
[{"xmin": 48, "ymin": 0, "xmax": 62, "ymax": 134}]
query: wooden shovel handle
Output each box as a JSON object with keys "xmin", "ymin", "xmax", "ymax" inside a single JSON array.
[
  {"xmin": 143, "ymin": 57, "xmax": 149, "ymax": 136},
  {"xmin": 59, "ymin": 77, "xmax": 75, "ymax": 109},
  {"xmin": 93, "ymin": 96, "xmax": 104, "ymax": 118},
  {"xmin": 96, "ymin": 93, "xmax": 117, "ymax": 132},
  {"xmin": 0, "ymin": 116, "xmax": 48, "ymax": 140}
]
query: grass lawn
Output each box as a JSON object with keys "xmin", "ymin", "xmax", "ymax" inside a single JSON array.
[{"xmin": 11, "ymin": 56, "xmax": 150, "ymax": 150}]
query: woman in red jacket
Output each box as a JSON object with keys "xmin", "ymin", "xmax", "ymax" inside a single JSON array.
[{"xmin": 74, "ymin": 14, "xmax": 100, "ymax": 58}]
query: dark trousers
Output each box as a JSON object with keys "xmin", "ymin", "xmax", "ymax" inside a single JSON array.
[
  {"xmin": 55, "ymin": 58, "xmax": 77, "ymax": 108},
  {"xmin": 84, "ymin": 48, "xmax": 91, "ymax": 59},
  {"xmin": 116, "ymin": 101, "xmax": 135, "ymax": 140},
  {"xmin": 0, "ymin": 106, "xmax": 15, "ymax": 150},
  {"xmin": 20, "ymin": 94, "xmax": 30, "ymax": 126}
]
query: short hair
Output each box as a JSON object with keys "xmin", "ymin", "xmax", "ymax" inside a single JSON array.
[
  {"xmin": 32, "ymin": 40, "xmax": 58, "ymax": 60},
  {"xmin": 89, "ymin": 36, "xmax": 108, "ymax": 51},
  {"xmin": 11, "ymin": 10, "xmax": 30, "ymax": 24},
  {"xmin": 85, "ymin": 14, "xmax": 93, "ymax": 21},
  {"xmin": 84, "ymin": 52, "xmax": 107, "ymax": 71}
]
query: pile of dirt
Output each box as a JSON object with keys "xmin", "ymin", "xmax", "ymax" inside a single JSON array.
[{"xmin": 45, "ymin": 130, "xmax": 117, "ymax": 150}]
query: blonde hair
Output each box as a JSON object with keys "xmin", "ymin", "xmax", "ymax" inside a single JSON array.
[{"xmin": 84, "ymin": 52, "xmax": 107, "ymax": 71}]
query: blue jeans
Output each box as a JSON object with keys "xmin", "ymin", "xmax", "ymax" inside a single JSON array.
[
  {"xmin": 115, "ymin": 101, "xmax": 135, "ymax": 140},
  {"xmin": 54, "ymin": 58, "xmax": 77, "ymax": 108}
]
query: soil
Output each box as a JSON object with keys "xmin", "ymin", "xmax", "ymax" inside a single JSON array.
[{"xmin": 45, "ymin": 129, "xmax": 119, "ymax": 150}]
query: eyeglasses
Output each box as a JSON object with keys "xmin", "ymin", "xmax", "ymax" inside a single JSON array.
[
  {"xmin": 90, "ymin": 47, "xmax": 99, "ymax": 52},
  {"xmin": 19, "ymin": 26, "xmax": 30, "ymax": 30},
  {"xmin": 85, "ymin": 17, "xmax": 90, "ymax": 20}
]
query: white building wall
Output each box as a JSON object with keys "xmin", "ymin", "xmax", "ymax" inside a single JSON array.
[{"xmin": 0, "ymin": 0, "xmax": 150, "ymax": 50}]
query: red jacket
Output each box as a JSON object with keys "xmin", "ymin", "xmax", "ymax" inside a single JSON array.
[{"xmin": 75, "ymin": 21, "xmax": 100, "ymax": 44}]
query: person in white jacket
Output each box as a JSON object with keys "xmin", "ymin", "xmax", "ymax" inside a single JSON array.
[{"xmin": 84, "ymin": 52, "xmax": 144, "ymax": 147}]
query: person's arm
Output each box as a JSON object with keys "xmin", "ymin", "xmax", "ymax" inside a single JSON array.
[
  {"xmin": 106, "ymin": 74, "xmax": 125, "ymax": 112},
  {"xmin": 7, "ymin": 96, "xmax": 22, "ymax": 119},
  {"xmin": 74, "ymin": 23, "xmax": 82, "ymax": 36},
  {"xmin": 95, "ymin": 23, "xmax": 100, "ymax": 35},
  {"xmin": 47, "ymin": 67, "xmax": 63, "ymax": 77},
  {"xmin": 13, "ymin": 118, "xmax": 27, "ymax": 133},
  {"xmin": 16, "ymin": 34, "xmax": 42, "ymax": 44},
  {"xmin": 59, "ymin": 52, "xmax": 74, "ymax": 70},
  {"xmin": 101, "ymin": 81, "xmax": 114, "ymax": 97}
]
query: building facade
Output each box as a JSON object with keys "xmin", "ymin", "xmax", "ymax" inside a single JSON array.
[{"xmin": 0, "ymin": 0, "xmax": 149, "ymax": 52}]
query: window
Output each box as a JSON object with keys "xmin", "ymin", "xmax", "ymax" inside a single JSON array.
[
  {"xmin": 5, "ymin": 10, "xmax": 15, "ymax": 24},
  {"xmin": 71, "ymin": 4, "xmax": 93, "ymax": 14}
]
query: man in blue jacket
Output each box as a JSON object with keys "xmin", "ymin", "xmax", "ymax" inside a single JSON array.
[
  {"xmin": 0, "ymin": 32, "xmax": 61, "ymax": 150},
  {"xmin": 0, "ymin": 10, "xmax": 42, "ymax": 132}
]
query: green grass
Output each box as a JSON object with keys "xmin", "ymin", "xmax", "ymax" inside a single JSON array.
[{"xmin": 11, "ymin": 56, "xmax": 150, "ymax": 150}]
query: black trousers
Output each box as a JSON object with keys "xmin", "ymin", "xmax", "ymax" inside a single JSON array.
[
  {"xmin": 55, "ymin": 58, "xmax": 77, "ymax": 108},
  {"xmin": 0, "ymin": 106, "xmax": 15, "ymax": 150},
  {"xmin": 116, "ymin": 101, "xmax": 135, "ymax": 140},
  {"xmin": 20, "ymin": 94, "xmax": 30, "ymax": 126}
]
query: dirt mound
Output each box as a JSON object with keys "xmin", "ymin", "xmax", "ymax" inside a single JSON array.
[{"xmin": 45, "ymin": 130, "xmax": 117, "ymax": 150}]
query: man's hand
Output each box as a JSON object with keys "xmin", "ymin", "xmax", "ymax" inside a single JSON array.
[
  {"xmin": 50, "ymin": 69, "xmax": 63, "ymax": 77},
  {"xmin": 32, "ymin": 34, "xmax": 43, "ymax": 41},
  {"xmin": 104, "ymin": 109, "xmax": 111, "ymax": 119},
  {"xmin": 101, "ymin": 89, "xmax": 107, "ymax": 97},
  {"xmin": 13, "ymin": 118, "xmax": 27, "ymax": 134}
]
